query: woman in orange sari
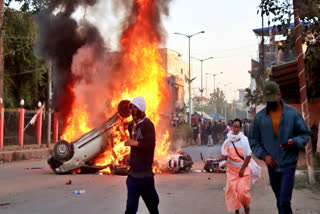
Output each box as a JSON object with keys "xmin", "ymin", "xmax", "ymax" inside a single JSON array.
[{"xmin": 221, "ymin": 118, "xmax": 255, "ymax": 214}]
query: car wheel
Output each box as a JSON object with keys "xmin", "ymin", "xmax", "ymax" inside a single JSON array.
[
  {"xmin": 53, "ymin": 140, "xmax": 74, "ymax": 162},
  {"xmin": 118, "ymin": 100, "xmax": 131, "ymax": 118}
]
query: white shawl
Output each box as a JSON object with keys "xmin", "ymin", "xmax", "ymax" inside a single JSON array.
[{"xmin": 221, "ymin": 131, "xmax": 262, "ymax": 184}]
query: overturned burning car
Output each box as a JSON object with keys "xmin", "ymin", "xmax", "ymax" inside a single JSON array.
[{"xmin": 47, "ymin": 100, "xmax": 131, "ymax": 174}]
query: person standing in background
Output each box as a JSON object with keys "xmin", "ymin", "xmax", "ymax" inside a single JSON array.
[
  {"xmin": 207, "ymin": 121, "xmax": 213, "ymax": 147},
  {"xmin": 192, "ymin": 118, "xmax": 199, "ymax": 146}
]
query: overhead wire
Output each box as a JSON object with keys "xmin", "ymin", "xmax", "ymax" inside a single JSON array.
[
  {"xmin": 1, "ymin": 68, "xmax": 45, "ymax": 78},
  {"xmin": 3, "ymin": 43, "xmax": 34, "ymax": 57},
  {"xmin": 4, "ymin": 36, "xmax": 34, "ymax": 39},
  {"xmin": 183, "ymin": 43, "xmax": 258, "ymax": 60},
  {"xmin": 3, "ymin": 68, "xmax": 45, "ymax": 76}
]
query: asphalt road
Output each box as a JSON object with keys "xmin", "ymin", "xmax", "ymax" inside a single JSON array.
[{"xmin": 0, "ymin": 145, "xmax": 319, "ymax": 214}]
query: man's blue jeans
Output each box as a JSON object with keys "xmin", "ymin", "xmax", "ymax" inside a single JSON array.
[
  {"xmin": 125, "ymin": 175, "xmax": 159, "ymax": 214},
  {"xmin": 268, "ymin": 167, "xmax": 296, "ymax": 214}
]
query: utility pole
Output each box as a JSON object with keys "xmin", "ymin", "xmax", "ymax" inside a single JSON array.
[
  {"xmin": 233, "ymin": 89, "xmax": 237, "ymax": 119},
  {"xmin": 212, "ymin": 72, "xmax": 223, "ymax": 121},
  {"xmin": 47, "ymin": 64, "xmax": 53, "ymax": 148},
  {"xmin": 234, "ymin": 104, "xmax": 236, "ymax": 118},
  {"xmin": 205, "ymin": 73, "xmax": 211, "ymax": 99},
  {"xmin": 224, "ymin": 101, "xmax": 226, "ymax": 122},
  {"xmin": 188, "ymin": 36, "xmax": 191, "ymax": 122},
  {"xmin": 221, "ymin": 83, "xmax": 231, "ymax": 122},
  {"xmin": 293, "ymin": 0, "xmax": 315, "ymax": 184},
  {"xmin": 191, "ymin": 56, "xmax": 213, "ymax": 116},
  {"xmin": 205, "ymin": 75, "xmax": 208, "ymax": 98},
  {"xmin": 0, "ymin": 0, "xmax": 4, "ymax": 99},
  {"xmin": 174, "ymin": 31, "xmax": 205, "ymax": 125}
]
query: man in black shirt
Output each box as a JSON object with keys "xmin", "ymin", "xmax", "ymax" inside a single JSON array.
[
  {"xmin": 211, "ymin": 121, "xmax": 218, "ymax": 145},
  {"xmin": 124, "ymin": 96, "xmax": 159, "ymax": 214},
  {"xmin": 192, "ymin": 118, "xmax": 199, "ymax": 145}
]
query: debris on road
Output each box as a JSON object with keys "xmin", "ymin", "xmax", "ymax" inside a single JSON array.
[
  {"xmin": 25, "ymin": 167, "xmax": 43, "ymax": 170},
  {"xmin": 0, "ymin": 160, "xmax": 4, "ymax": 164},
  {"xmin": 73, "ymin": 190, "xmax": 86, "ymax": 194},
  {"xmin": 66, "ymin": 180, "xmax": 72, "ymax": 185},
  {"xmin": 112, "ymin": 165, "xmax": 128, "ymax": 175}
]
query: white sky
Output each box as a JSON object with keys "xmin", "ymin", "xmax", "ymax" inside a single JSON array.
[
  {"xmin": 163, "ymin": 0, "xmax": 263, "ymax": 102},
  {"xmin": 10, "ymin": 0, "xmax": 263, "ymax": 102},
  {"xmin": 87, "ymin": 0, "xmax": 264, "ymax": 102}
]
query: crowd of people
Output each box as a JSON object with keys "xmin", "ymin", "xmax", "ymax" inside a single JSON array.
[{"xmin": 190, "ymin": 116, "xmax": 252, "ymax": 147}]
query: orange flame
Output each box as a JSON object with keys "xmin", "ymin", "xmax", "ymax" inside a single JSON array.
[
  {"xmin": 61, "ymin": 0, "xmax": 172, "ymax": 173},
  {"xmin": 61, "ymin": 101, "xmax": 91, "ymax": 142}
]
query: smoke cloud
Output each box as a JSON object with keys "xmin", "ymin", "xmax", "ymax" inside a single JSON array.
[
  {"xmin": 34, "ymin": 0, "xmax": 105, "ymax": 132},
  {"xmin": 34, "ymin": 0, "xmax": 173, "ymax": 135}
]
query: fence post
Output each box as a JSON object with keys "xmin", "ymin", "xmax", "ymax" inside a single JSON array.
[
  {"xmin": 53, "ymin": 112, "xmax": 58, "ymax": 143},
  {"xmin": 0, "ymin": 98, "xmax": 4, "ymax": 150},
  {"xmin": 36, "ymin": 102, "xmax": 43, "ymax": 146},
  {"xmin": 18, "ymin": 99, "xmax": 25, "ymax": 147}
]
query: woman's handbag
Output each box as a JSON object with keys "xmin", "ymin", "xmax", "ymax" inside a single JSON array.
[{"xmin": 231, "ymin": 141, "xmax": 261, "ymax": 184}]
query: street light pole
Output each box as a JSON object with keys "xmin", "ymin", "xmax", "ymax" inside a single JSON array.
[
  {"xmin": 191, "ymin": 56, "xmax": 213, "ymax": 116},
  {"xmin": 219, "ymin": 82, "xmax": 231, "ymax": 122},
  {"xmin": 211, "ymin": 72, "xmax": 223, "ymax": 120},
  {"xmin": 205, "ymin": 73, "xmax": 212, "ymax": 97},
  {"xmin": 225, "ymin": 99, "xmax": 227, "ymax": 122},
  {"xmin": 233, "ymin": 89, "xmax": 237, "ymax": 119},
  {"xmin": 174, "ymin": 31, "xmax": 205, "ymax": 125},
  {"xmin": 188, "ymin": 36, "xmax": 191, "ymax": 122}
]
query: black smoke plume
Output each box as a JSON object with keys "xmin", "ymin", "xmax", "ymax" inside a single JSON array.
[
  {"xmin": 34, "ymin": 0, "xmax": 173, "ymax": 136},
  {"xmin": 34, "ymin": 0, "xmax": 104, "ymax": 133}
]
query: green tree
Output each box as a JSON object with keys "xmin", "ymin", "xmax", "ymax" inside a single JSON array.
[
  {"xmin": 3, "ymin": 7, "xmax": 47, "ymax": 108},
  {"xmin": 193, "ymin": 96, "xmax": 202, "ymax": 112},
  {"xmin": 5, "ymin": 0, "xmax": 49, "ymax": 13},
  {"xmin": 195, "ymin": 90, "xmax": 238, "ymax": 121},
  {"xmin": 259, "ymin": 0, "xmax": 320, "ymax": 34},
  {"xmin": 304, "ymin": 36, "xmax": 320, "ymax": 98},
  {"xmin": 244, "ymin": 87, "xmax": 263, "ymax": 107},
  {"xmin": 208, "ymin": 87, "xmax": 225, "ymax": 116},
  {"xmin": 202, "ymin": 104, "xmax": 214, "ymax": 115},
  {"xmin": 193, "ymin": 97, "xmax": 213, "ymax": 115},
  {"xmin": 259, "ymin": 0, "xmax": 320, "ymax": 99}
]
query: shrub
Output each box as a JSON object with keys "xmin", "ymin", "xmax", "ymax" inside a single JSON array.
[
  {"xmin": 180, "ymin": 124, "xmax": 193, "ymax": 139},
  {"xmin": 171, "ymin": 124, "xmax": 193, "ymax": 141}
]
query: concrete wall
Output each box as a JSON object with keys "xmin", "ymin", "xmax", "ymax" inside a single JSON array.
[{"xmin": 160, "ymin": 48, "xmax": 192, "ymax": 111}]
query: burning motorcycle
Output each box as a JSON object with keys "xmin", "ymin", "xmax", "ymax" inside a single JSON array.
[{"xmin": 167, "ymin": 151, "xmax": 194, "ymax": 173}]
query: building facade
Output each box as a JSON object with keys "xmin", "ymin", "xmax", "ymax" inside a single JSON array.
[{"xmin": 160, "ymin": 48, "xmax": 192, "ymax": 121}]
